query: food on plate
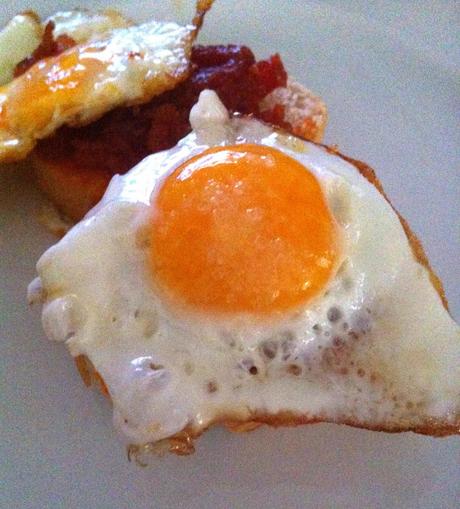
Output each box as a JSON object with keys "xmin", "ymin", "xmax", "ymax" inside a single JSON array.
[
  {"xmin": 30, "ymin": 48, "xmax": 325, "ymax": 222},
  {"xmin": 29, "ymin": 90, "xmax": 460, "ymax": 457},
  {"xmin": 33, "ymin": 46, "xmax": 326, "ymax": 222},
  {"xmin": 0, "ymin": 5, "xmax": 326, "ymax": 223},
  {"xmin": 0, "ymin": 1, "xmax": 214, "ymax": 163}
]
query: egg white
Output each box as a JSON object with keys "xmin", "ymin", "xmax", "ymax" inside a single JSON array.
[{"xmin": 30, "ymin": 91, "xmax": 460, "ymax": 445}]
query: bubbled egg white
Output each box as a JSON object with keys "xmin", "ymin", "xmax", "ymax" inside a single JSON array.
[{"xmin": 30, "ymin": 90, "xmax": 460, "ymax": 446}]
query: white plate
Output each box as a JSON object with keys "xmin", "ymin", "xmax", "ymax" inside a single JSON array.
[{"xmin": 1, "ymin": 1, "xmax": 458, "ymax": 508}]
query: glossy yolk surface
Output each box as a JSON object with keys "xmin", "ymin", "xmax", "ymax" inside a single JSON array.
[
  {"xmin": 149, "ymin": 144, "xmax": 340, "ymax": 314},
  {"xmin": 0, "ymin": 46, "xmax": 106, "ymax": 133}
]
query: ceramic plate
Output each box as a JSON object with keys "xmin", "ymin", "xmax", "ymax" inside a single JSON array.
[{"xmin": 1, "ymin": 1, "xmax": 458, "ymax": 508}]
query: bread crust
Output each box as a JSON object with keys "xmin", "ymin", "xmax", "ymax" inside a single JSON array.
[
  {"xmin": 259, "ymin": 79, "xmax": 328, "ymax": 143},
  {"xmin": 72, "ymin": 144, "xmax": 458, "ymax": 457},
  {"xmin": 33, "ymin": 154, "xmax": 112, "ymax": 222}
]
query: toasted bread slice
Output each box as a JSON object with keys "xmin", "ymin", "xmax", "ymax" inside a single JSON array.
[{"xmin": 33, "ymin": 156, "xmax": 112, "ymax": 224}]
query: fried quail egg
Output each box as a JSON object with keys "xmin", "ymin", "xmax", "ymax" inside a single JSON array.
[
  {"xmin": 29, "ymin": 90, "xmax": 460, "ymax": 447},
  {"xmin": 0, "ymin": 10, "xmax": 203, "ymax": 163}
]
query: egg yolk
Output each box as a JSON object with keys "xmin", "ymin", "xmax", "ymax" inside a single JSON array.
[
  {"xmin": 0, "ymin": 46, "xmax": 106, "ymax": 135},
  {"xmin": 149, "ymin": 144, "xmax": 340, "ymax": 314},
  {"xmin": 0, "ymin": 47, "xmax": 104, "ymax": 133}
]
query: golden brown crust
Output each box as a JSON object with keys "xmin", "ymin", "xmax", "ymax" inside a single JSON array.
[
  {"xmin": 32, "ymin": 154, "xmax": 111, "ymax": 222},
  {"xmin": 75, "ymin": 354, "xmax": 110, "ymax": 398},
  {"xmin": 259, "ymin": 79, "xmax": 328, "ymax": 143},
  {"xmin": 222, "ymin": 412, "xmax": 459, "ymax": 438},
  {"xmin": 125, "ymin": 406, "xmax": 459, "ymax": 460}
]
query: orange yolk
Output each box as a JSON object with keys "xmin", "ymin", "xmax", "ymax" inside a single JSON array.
[
  {"xmin": 0, "ymin": 46, "xmax": 105, "ymax": 133},
  {"xmin": 149, "ymin": 144, "xmax": 340, "ymax": 314}
]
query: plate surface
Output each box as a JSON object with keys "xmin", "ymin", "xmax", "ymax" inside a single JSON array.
[{"xmin": 0, "ymin": 1, "xmax": 458, "ymax": 508}]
